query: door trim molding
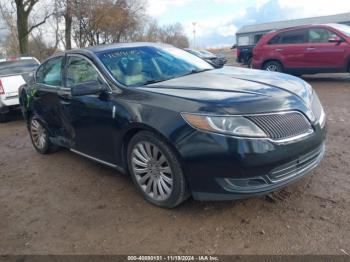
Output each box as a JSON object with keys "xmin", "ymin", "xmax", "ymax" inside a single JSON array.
[{"xmin": 70, "ymin": 149, "xmax": 125, "ymax": 173}]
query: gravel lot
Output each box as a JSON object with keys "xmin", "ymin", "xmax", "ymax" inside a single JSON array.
[{"xmin": 0, "ymin": 65, "xmax": 349, "ymax": 255}]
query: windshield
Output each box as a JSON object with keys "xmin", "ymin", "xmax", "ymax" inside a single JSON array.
[
  {"xmin": 330, "ymin": 24, "xmax": 350, "ymax": 37},
  {"xmin": 98, "ymin": 46, "xmax": 213, "ymax": 87},
  {"xmin": 0, "ymin": 59, "xmax": 39, "ymax": 76}
]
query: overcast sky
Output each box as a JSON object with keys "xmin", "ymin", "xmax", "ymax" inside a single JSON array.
[
  {"xmin": 147, "ymin": 0, "xmax": 350, "ymax": 47},
  {"xmin": 1, "ymin": 0, "xmax": 350, "ymax": 49}
]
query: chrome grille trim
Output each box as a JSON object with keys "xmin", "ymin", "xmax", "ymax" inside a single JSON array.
[
  {"xmin": 268, "ymin": 144, "xmax": 324, "ymax": 183},
  {"xmin": 220, "ymin": 143, "xmax": 325, "ymax": 193},
  {"xmin": 246, "ymin": 111, "xmax": 313, "ymax": 141}
]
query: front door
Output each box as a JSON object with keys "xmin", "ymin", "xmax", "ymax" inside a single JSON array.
[
  {"xmin": 303, "ymin": 28, "xmax": 346, "ymax": 69},
  {"xmin": 60, "ymin": 55, "xmax": 119, "ymax": 164}
]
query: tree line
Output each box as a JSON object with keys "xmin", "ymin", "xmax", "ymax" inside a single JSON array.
[{"xmin": 0, "ymin": 0, "xmax": 189, "ymax": 60}]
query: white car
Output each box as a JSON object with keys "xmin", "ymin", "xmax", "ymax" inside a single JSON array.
[{"xmin": 0, "ymin": 56, "xmax": 40, "ymax": 122}]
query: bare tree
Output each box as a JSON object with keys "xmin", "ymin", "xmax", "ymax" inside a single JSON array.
[
  {"xmin": 13, "ymin": 0, "xmax": 52, "ymax": 54},
  {"xmin": 136, "ymin": 20, "xmax": 189, "ymax": 48},
  {"xmin": 159, "ymin": 23, "xmax": 189, "ymax": 48},
  {"xmin": 54, "ymin": 0, "xmax": 72, "ymax": 49},
  {"xmin": 0, "ymin": 3, "xmax": 19, "ymax": 55},
  {"xmin": 70, "ymin": 0, "xmax": 147, "ymax": 47}
]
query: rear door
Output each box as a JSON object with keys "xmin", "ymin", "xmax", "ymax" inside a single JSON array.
[
  {"xmin": 303, "ymin": 28, "xmax": 346, "ymax": 69},
  {"xmin": 32, "ymin": 56, "xmax": 69, "ymax": 145}
]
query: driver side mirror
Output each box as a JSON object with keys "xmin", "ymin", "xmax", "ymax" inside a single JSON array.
[
  {"xmin": 71, "ymin": 80, "xmax": 108, "ymax": 96},
  {"xmin": 328, "ymin": 36, "xmax": 343, "ymax": 43}
]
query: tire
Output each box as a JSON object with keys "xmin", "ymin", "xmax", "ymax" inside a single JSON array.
[
  {"xmin": 247, "ymin": 58, "xmax": 252, "ymax": 69},
  {"xmin": 263, "ymin": 61, "xmax": 283, "ymax": 72},
  {"xmin": 29, "ymin": 116, "xmax": 55, "ymax": 154},
  {"xmin": 127, "ymin": 131, "xmax": 190, "ymax": 208},
  {"xmin": 0, "ymin": 113, "xmax": 8, "ymax": 123}
]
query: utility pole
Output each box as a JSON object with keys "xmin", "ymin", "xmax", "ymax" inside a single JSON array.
[{"xmin": 192, "ymin": 22, "xmax": 196, "ymax": 49}]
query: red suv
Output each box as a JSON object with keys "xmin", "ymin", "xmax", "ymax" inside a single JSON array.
[{"xmin": 252, "ymin": 24, "xmax": 350, "ymax": 75}]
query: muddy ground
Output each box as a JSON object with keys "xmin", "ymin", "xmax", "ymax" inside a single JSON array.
[{"xmin": 0, "ymin": 68, "xmax": 349, "ymax": 255}]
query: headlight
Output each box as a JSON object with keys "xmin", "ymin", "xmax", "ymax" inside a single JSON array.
[{"xmin": 181, "ymin": 113, "xmax": 267, "ymax": 138}]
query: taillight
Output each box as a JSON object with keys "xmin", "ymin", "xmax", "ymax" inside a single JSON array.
[
  {"xmin": 236, "ymin": 48, "xmax": 240, "ymax": 57},
  {"xmin": 0, "ymin": 80, "xmax": 4, "ymax": 95},
  {"xmin": 6, "ymin": 56, "xmax": 19, "ymax": 61}
]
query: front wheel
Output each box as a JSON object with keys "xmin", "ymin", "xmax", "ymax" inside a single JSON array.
[
  {"xmin": 127, "ymin": 131, "xmax": 189, "ymax": 208},
  {"xmin": 263, "ymin": 61, "xmax": 283, "ymax": 72}
]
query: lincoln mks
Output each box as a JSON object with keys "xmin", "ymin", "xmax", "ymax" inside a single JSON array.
[{"xmin": 19, "ymin": 43, "xmax": 326, "ymax": 208}]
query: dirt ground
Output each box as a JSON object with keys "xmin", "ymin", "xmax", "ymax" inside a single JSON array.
[{"xmin": 0, "ymin": 64, "xmax": 350, "ymax": 255}]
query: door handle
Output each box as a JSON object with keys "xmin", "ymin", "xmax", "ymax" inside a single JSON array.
[
  {"xmin": 306, "ymin": 47, "xmax": 315, "ymax": 51},
  {"xmin": 275, "ymin": 48, "xmax": 284, "ymax": 51},
  {"xmin": 58, "ymin": 93, "xmax": 71, "ymax": 105}
]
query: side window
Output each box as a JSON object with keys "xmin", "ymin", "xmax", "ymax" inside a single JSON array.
[
  {"xmin": 66, "ymin": 56, "xmax": 100, "ymax": 87},
  {"xmin": 280, "ymin": 30, "xmax": 307, "ymax": 44},
  {"xmin": 36, "ymin": 57, "xmax": 63, "ymax": 86},
  {"xmin": 254, "ymin": 34, "xmax": 263, "ymax": 44},
  {"xmin": 268, "ymin": 34, "xmax": 282, "ymax": 45},
  {"xmin": 309, "ymin": 28, "xmax": 337, "ymax": 43}
]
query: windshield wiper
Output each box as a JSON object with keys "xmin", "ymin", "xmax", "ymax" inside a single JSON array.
[
  {"xmin": 189, "ymin": 68, "xmax": 212, "ymax": 74},
  {"xmin": 143, "ymin": 79, "xmax": 168, "ymax": 85}
]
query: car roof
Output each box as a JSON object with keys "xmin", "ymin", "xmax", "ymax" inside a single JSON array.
[
  {"xmin": 273, "ymin": 23, "xmax": 341, "ymax": 34},
  {"xmin": 65, "ymin": 42, "xmax": 173, "ymax": 56}
]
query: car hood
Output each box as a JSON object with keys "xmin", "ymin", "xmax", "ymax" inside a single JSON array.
[{"xmin": 135, "ymin": 66, "xmax": 313, "ymax": 116}]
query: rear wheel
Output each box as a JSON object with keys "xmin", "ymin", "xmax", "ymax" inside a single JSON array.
[
  {"xmin": 247, "ymin": 58, "xmax": 252, "ymax": 69},
  {"xmin": 127, "ymin": 131, "xmax": 189, "ymax": 208},
  {"xmin": 29, "ymin": 116, "xmax": 54, "ymax": 154},
  {"xmin": 0, "ymin": 113, "xmax": 8, "ymax": 123},
  {"xmin": 263, "ymin": 61, "xmax": 283, "ymax": 72}
]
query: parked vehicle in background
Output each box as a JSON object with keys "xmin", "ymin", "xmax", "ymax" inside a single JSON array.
[
  {"xmin": 19, "ymin": 43, "xmax": 326, "ymax": 208},
  {"xmin": 0, "ymin": 56, "xmax": 40, "ymax": 122},
  {"xmin": 184, "ymin": 48, "xmax": 227, "ymax": 68},
  {"xmin": 232, "ymin": 32, "xmax": 264, "ymax": 67},
  {"xmin": 252, "ymin": 24, "xmax": 350, "ymax": 75}
]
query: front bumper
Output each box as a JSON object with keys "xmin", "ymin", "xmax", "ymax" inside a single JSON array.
[
  {"xmin": 176, "ymin": 124, "xmax": 326, "ymax": 201},
  {"xmin": 194, "ymin": 143, "xmax": 325, "ymax": 200},
  {"xmin": 251, "ymin": 59, "xmax": 262, "ymax": 69}
]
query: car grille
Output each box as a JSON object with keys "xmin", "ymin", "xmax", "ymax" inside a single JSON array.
[{"xmin": 246, "ymin": 112, "xmax": 313, "ymax": 141}]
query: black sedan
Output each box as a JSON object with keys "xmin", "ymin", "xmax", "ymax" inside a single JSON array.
[
  {"xmin": 19, "ymin": 43, "xmax": 326, "ymax": 208},
  {"xmin": 184, "ymin": 48, "xmax": 227, "ymax": 68}
]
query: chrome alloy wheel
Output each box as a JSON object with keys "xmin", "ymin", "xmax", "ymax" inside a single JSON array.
[
  {"xmin": 266, "ymin": 64, "xmax": 278, "ymax": 71},
  {"xmin": 30, "ymin": 119, "xmax": 48, "ymax": 150},
  {"xmin": 131, "ymin": 142, "xmax": 173, "ymax": 201}
]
